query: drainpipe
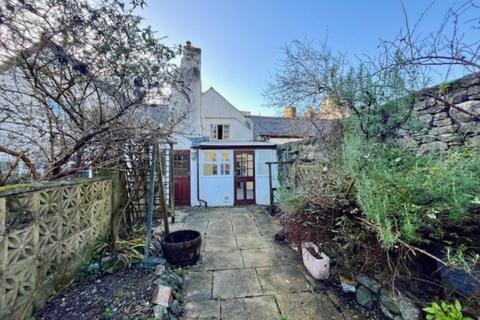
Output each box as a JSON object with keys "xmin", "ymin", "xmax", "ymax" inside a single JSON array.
[{"xmin": 195, "ymin": 148, "xmax": 208, "ymax": 207}]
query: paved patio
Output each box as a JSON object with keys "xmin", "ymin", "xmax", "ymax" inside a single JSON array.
[{"xmin": 170, "ymin": 206, "xmax": 362, "ymax": 320}]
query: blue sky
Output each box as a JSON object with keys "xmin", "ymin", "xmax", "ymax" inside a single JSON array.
[{"xmin": 138, "ymin": 1, "xmax": 460, "ymax": 116}]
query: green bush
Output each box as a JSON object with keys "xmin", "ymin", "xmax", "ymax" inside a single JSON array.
[
  {"xmin": 347, "ymin": 137, "xmax": 480, "ymax": 249},
  {"xmin": 423, "ymin": 300, "xmax": 472, "ymax": 320}
]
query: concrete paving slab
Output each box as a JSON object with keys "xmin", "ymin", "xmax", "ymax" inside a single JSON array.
[
  {"xmin": 204, "ymin": 250, "xmax": 244, "ymax": 271},
  {"xmin": 235, "ymin": 234, "xmax": 269, "ymax": 250},
  {"xmin": 242, "ymin": 248, "xmax": 279, "ymax": 268},
  {"xmin": 221, "ymin": 296, "xmax": 280, "ymax": 320},
  {"xmin": 232, "ymin": 223, "xmax": 259, "ymax": 236},
  {"xmin": 184, "ymin": 271, "xmax": 213, "ymax": 302},
  {"xmin": 204, "ymin": 236, "xmax": 236, "ymax": 252},
  {"xmin": 275, "ymin": 292, "xmax": 344, "ymax": 320},
  {"xmin": 212, "ymin": 269, "xmax": 263, "ymax": 299},
  {"xmin": 183, "ymin": 300, "xmax": 220, "ymax": 319},
  {"xmin": 257, "ymin": 265, "xmax": 311, "ymax": 294}
]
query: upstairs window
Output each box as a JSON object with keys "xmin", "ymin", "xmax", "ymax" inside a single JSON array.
[{"xmin": 211, "ymin": 124, "xmax": 230, "ymax": 140}]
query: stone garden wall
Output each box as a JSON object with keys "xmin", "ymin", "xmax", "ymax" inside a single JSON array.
[
  {"xmin": 400, "ymin": 72, "xmax": 480, "ymax": 154},
  {"xmin": 0, "ymin": 178, "xmax": 113, "ymax": 319}
]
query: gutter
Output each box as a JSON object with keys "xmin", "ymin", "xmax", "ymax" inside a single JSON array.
[{"xmin": 194, "ymin": 148, "xmax": 207, "ymax": 207}]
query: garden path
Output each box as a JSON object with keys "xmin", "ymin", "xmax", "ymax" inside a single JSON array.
[{"xmin": 170, "ymin": 206, "xmax": 361, "ymax": 320}]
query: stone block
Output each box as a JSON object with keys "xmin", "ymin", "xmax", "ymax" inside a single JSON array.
[
  {"xmin": 357, "ymin": 274, "xmax": 381, "ymax": 293},
  {"xmin": 153, "ymin": 305, "xmax": 168, "ymax": 319},
  {"xmin": 467, "ymin": 135, "xmax": 480, "ymax": 148},
  {"xmin": 432, "ymin": 117, "xmax": 453, "ymax": 127},
  {"xmin": 152, "ymin": 285, "xmax": 174, "ymax": 307},
  {"xmin": 417, "ymin": 141, "xmax": 449, "ymax": 155},
  {"xmin": 450, "ymin": 100, "xmax": 480, "ymax": 123},
  {"xmin": 417, "ymin": 113, "xmax": 432, "ymax": 124},
  {"xmin": 399, "ymin": 297, "xmax": 421, "ymax": 320},
  {"xmin": 458, "ymin": 122, "xmax": 478, "ymax": 134},
  {"xmin": 428, "ymin": 125, "xmax": 458, "ymax": 135},
  {"xmin": 356, "ymin": 285, "xmax": 375, "ymax": 308},
  {"xmin": 467, "ymin": 85, "xmax": 480, "ymax": 96},
  {"xmin": 437, "ymin": 134, "xmax": 462, "ymax": 143}
]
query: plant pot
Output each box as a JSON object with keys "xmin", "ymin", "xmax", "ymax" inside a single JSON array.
[
  {"xmin": 163, "ymin": 230, "xmax": 202, "ymax": 266},
  {"xmin": 302, "ymin": 242, "xmax": 330, "ymax": 280}
]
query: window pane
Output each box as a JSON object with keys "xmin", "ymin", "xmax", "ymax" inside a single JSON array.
[
  {"xmin": 223, "ymin": 125, "xmax": 230, "ymax": 140},
  {"xmin": 211, "ymin": 125, "xmax": 217, "ymax": 139},
  {"xmin": 236, "ymin": 182, "xmax": 244, "ymax": 200},
  {"xmin": 205, "ymin": 151, "xmax": 216, "ymax": 162},
  {"xmin": 204, "ymin": 164, "xmax": 217, "ymax": 176},
  {"xmin": 221, "ymin": 151, "xmax": 229, "ymax": 162},
  {"xmin": 246, "ymin": 181, "xmax": 254, "ymax": 199},
  {"xmin": 221, "ymin": 163, "xmax": 230, "ymax": 175}
]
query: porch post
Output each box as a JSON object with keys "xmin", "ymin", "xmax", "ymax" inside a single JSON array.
[
  {"xmin": 268, "ymin": 162, "xmax": 273, "ymax": 214},
  {"xmin": 144, "ymin": 144, "xmax": 157, "ymax": 259},
  {"xmin": 169, "ymin": 142, "xmax": 175, "ymax": 223}
]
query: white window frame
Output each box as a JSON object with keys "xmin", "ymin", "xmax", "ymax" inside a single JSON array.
[
  {"xmin": 202, "ymin": 150, "xmax": 231, "ymax": 176},
  {"xmin": 210, "ymin": 124, "xmax": 230, "ymax": 140}
]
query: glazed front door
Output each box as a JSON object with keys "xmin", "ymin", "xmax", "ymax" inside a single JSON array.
[
  {"xmin": 173, "ymin": 150, "xmax": 190, "ymax": 206},
  {"xmin": 234, "ymin": 151, "xmax": 255, "ymax": 205}
]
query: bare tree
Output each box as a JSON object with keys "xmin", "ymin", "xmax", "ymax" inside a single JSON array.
[{"xmin": 0, "ymin": 0, "xmax": 187, "ymax": 184}]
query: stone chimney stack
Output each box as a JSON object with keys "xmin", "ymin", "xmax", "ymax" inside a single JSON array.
[
  {"xmin": 172, "ymin": 41, "xmax": 203, "ymax": 136},
  {"xmin": 283, "ymin": 105, "xmax": 297, "ymax": 118}
]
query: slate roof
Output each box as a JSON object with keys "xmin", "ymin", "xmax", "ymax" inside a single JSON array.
[{"xmin": 247, "ymin": 115, "xmax": 338, "ymax": 138}]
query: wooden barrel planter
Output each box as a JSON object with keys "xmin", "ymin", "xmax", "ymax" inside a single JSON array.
[{"xmin": 163, "ymin": 230, "xmax": 202, "ymax": 266}]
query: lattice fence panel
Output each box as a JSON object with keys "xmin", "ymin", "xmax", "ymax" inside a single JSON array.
[{"xmin": 0, "ymin": 178, "xmax": 113, "ymax": 319}]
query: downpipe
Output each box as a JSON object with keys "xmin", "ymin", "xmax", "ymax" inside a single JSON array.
[{"xmin": 195, "ymin": 148, "xmax": 207, "ymax": 207}]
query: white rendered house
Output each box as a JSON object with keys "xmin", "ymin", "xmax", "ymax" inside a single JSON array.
[
  {"xmin": 158, "ymin": 42, "xmax": 277, "ymax": 206},
  {"xmin": 161, "ymin": 42, "xmax": 330, "ymax": 207}
]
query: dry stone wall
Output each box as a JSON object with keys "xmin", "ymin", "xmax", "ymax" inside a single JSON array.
[
  {"xmin": 0, "ymin": 178, "xmax": 113, "ymax": 319},
  {"xmin": 400, "ymin": 72, "xmax": 480, "ymax": 154}
]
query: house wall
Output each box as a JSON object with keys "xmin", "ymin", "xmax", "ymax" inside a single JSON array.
[
  {"xmin": 198, "ymin": 149, "xmax": 234, "ymax": 206},
  {"xmin": 201, "ymin": 89, "xmax": 254, "ymax": 141},
  {"xmin": 254, "ymin": 149, "xmax": 278, "ymax": 205},
  {"xmin": 195, "ymin": 148, "xmax": 277, "ymax": 207}
]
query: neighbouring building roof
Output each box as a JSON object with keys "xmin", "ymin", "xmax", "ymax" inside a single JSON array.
[{"xmin": 246, "ymin": 115, "xmax": 338, "ymax": 138}]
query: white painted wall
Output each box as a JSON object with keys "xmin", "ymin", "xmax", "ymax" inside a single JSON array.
[
  {"xmin": 254, "ymin": 149, "xmax": 278, "ymax": 205},
  {"xmin": 201, "ymin": 88, "xmax": 254, "ymax": 141},
  {"xmin": 198, "ymin": 149, "xmax": 234, "ymax": 206},
  {"xmin": 195, "ymin": 148, "xmax": 278, "ymax": 207}
]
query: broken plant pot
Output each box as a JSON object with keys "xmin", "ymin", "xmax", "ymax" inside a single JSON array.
[
  {"xmin": 302, "ymin": 242, "xmax": 330, "ymax": 280},
  {"xmin": 163, "ymin": 230, "xmax": 202, "ymax": 266}
]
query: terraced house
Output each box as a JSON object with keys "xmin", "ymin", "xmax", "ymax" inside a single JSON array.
[{"xmin": 160, "ymin": 42, "xmax": 335, "ymax": 207}]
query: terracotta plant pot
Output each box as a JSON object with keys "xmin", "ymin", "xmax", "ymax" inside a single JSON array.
[{"xmin": 302, "ymin": 242, "xmax": 330, "ymax": 280}]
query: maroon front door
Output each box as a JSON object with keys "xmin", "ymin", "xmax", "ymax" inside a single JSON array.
[
  {"xmin": 173, "ymin": 150, "xmax": 190, "ymax": 206},
  {"xmin": 234, "ymin": 150, "xmax": 255, "ymax": 205}
]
